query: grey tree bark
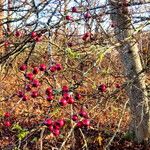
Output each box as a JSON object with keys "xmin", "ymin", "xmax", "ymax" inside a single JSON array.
[{"xmin": 109, "ymin": 0, "xmax": 150, "ymax": 143}]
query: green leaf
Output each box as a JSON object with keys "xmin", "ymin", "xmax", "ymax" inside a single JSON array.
[
  {"xmin": 17, "ymin": 130, "xmax": 29, "ymax": 141},
  {"xmin": 12, "ymin": 124, "xmax": 22, "ymax": 131}
]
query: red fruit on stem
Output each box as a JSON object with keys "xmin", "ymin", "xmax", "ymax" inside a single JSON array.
[
  {"xmin": 59, "ymin": 98, "xmax": 67, "ymax": 106},
  {"xmin": 84, "ymin": 12, "xmax": 91, "ymax": 19},
  {"xmin": 39, "ymin": 64, "xmax": 46, "ymax": 71},
  {"xmin": 31, "ymin": 91, "xmax": 38, "ymax": 98},
  {"xmin": 26, "ymin": 84, "xmax": 32, "ymax": 91},
  {"xmin": 25, "ymin": 73, "xmax": 34, "ymax": 80},
  {"xmin": 47, "ymin": 95, "xmax": 54, "ymax": 101},
  {"xmin": 82, "ymin": 119, "xmax": 90, "ymax": 126},
  {"xmin": 4, "ymin": 121, "xmax": 11, "ymax": 127},
  {"xmin": 32, "ymin": 79, "xmax": 40, "ymax": 87},
  {"xmin": 22, "ymin": 95, "xmax": 28, "ymax": 101},
  {"xmin": 45, "ymin": 87, "xmax": 53, "ymax": 95},
  {"xmin": 79, "ymin": 109, "xmax": 88, "ymax": 118},
  {"xmin": 66, "ymin": 15, "xmax": 72, "ymax": 21},
  {"xmin": 48, "ymin": 124, "xmax": 54, "ymax": 131},
  {"xmin": 72, "ymin": 6, "xmax": 78, "ymax": 13},
  {"xmin": 115, "ymin": 83, "xmax": 121, "ymax": 88},
  {"xmin": 72, "ymin": 114, "xmax": 78, "ymax": 121},
  {"xmin": 19, "ymin": 64, "xmax": 27, "ymax": 71},
  {"xmin": 50, "ymin": 66, "xmax": 56, "ymax": 72},
  {"xmin": 52, "ymin": 129, "xmax": 60, "ymax": 136},
  {"xmin": 55, "ymin": 63, "xmax": 62, "ymax": 71},
  {"xmin": 99, "ymin": 84, "xmax": 107, "ymax": 92},
  {"xmin": 4, "ymin": 112, "xmax": 11, "ymax": 118},
  {"xmin": 55, "ymin": 119, "xmax": 65, "ymax": 128},
  {"xmin": 15, "ymin": 30, "xmax": 21, "ymax": 37},
  {"xmin": 31, "ymin": 31, "xmax": 37, "ymax": 38},
  {"xmin": 76, "ymin": 121, "xmax": 83, "ymax": 128},
  {"xmin": 44, "ymin": 118, "xmax": 53, "ymax": 126},
  {"xmin": 18, "ymin": 91, "xmax": 24, "ymax": 98},
  {"xmin": 67, "ymin": 96, "xmax": 75, "ymax": 104},
  {"xmin": 33, "ymin": 67, "xmax": 39, "ymax": 74},
  {"xmin": 75, "ymin": 93, "xmax": 82, "ymax": 100},
  {"xmin": 62, "ymin": 85, "xmax": 69, "ymax": 93}
]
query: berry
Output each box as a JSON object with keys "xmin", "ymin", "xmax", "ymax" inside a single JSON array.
[
  {"xmin": 52, "ymin": 129, "xmax": 60, "ymax": 136},
  {"xmin": 19, "ymin": 64, "xmax": 27, "ymax": 71},
  {"xmin": 76, "ymin": 121, "xmax": 83, "ymax": 128},
  {"xmin": 39, "ymin": 64, "xmax": 46, "ymax": 71},
  {"xmin": 18, "ymin": 91, "xmax": 24, "ymax": 98},
  {"xmin": 82, "ymin": 119, "xmax": 90, "ymax": 126},
  {"xmin": 50, "ymin": 66, "xmax": 56, "ymax": 72},
  {"xmin": 44, "ymin": 118, "xmax": 53, "ymax": 126},
  {"xmin": 4, "ymin": 121, "xmax": 11, "ymax": 127},
  {"xmin": 55, "ymin": 63, "xmax": 62, "ymax": 71},
  {"xmin": 45, "ymin": 87, "xmax": 53, "ymax": 95},
  {"xmin": 31, "ymin": 91, "xmax": 38, "ymax": 98},
  {"xmin": 22, "ymin": 95, "xmax": 28, "ymax": 101},
  {"xmin": 47, "ymin": 95, "xmax": 54, "ymax": 101},
  {"xmin": 66, "ymin": 15, "xmax": 72, "ymax": 21},
  {"xmin": 115, "ymin": 83, "xmax": 121, "ymax": 88},
  {"xmin": 31, "ymin": 31, "xmax": 37, "ymax": 38},
  {"xmin": 98, "ymin": 84, "xmax": 107, "ymax": 92},
  {"xmin": 32, "ymin": 79, "xmax": 40, "ymax": 87},
  {"xmin": 84, "ymin": 12, "xmax": 91, "ymax": 19},
  {"xmin": 67, "ymin": 42, "xmax": 73, "ymax": 47},
  {"xmin": 62, "ymin": 85, "xmax": 69, "ymax": 93},
  {"xmin": 72, "ymin": 114, "xmax": 78, "ymax": 121},
  {"xmin": 4, "ymin": 112, "xmax": 11, "ymax": 118},
  {"xmin": 26, "ymin": 84, "xmax": 32, "ymax": 91},
  {"xmin": 79, "ymin": 109, "xmax": 88, "ymax": 118},
  {"xmin": 75, "ymin": 93, "xmax": 81, "ymax": 100},
  {"xmin": 72, "ymin": 6, "xmax": 78, "ymax": 13},
  {"xmin": 67, "ymin": 96, "xmax": 75, "ymax": 104},
  {"xmin": 33, "ymin": 67, "xmax": 39, "ymax": 74},
  {"xmin": 48, "ymin": 124, "xmax": 54, "ymax": 131},
  {"xmin": 59, "ymin": 98, "xmax": 67, "ymax": 106},
  {"xmin": 55, "ymin": 119, "xmax": 65, "ymax": 128},
  {"xmin": 15, "ymin": 30, "xmax": 21, "ymax": 37},
  {"xmin": 25, "ymin": 73, "xmax": 34, "ymax": 80}
]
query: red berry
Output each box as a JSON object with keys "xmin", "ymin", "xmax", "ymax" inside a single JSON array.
[
  {"xmin": 79, "ymin": 109, "xmax": 88, "ymax": 118},
  {"xmin": 50, "ymin": 66, "xmax": 56, "ymax": 72},
  {"xmin": 31, "ymin": 91, "xmax": 38, "ymax": 98},
  {"xmin": 39, "ymin": 64, "xmax": 46, "ymax": 71},
  {"xmin": 66, "ymin": 15, "xmax": 72, "ymax": 21},
  {"xmin": 115, "ymin": 83, "xmax": 121, "ymax": 88},
  {"xmin": 22, "ymin": 95, "xmax": 28, "ymax": 101},
  {"xmin": 47, "ymin": 95, "xmax": 54, "ymax": 101},
  {"xmin": 99, "ymin": 84, "xmax": 107, "ymax": 92},
  {"xmin": 15, "ymin": 30, "xmax": 21, "ymax": 37},
  {"xmin": 35, "ymin": 35, "xmax": 43, "ymax": 42},
  {"xmin": 32, "ymin": 79, "xmax": 40, "ymax": 87},
  {"xmin": 75, "ymin": 93, "xmax": 81, "ymax": 100},
  {"xmin": 52, "ymin": 129, "xmax": 60, "ymax": 136},
  {"xmin": 72, "ymin": 114, "xmax": 78, "ymax": 121},
  {"xmin": 33, "ymin": 67, "xmax": 39, "ymax": 74},
  {"xmin": 45, "ymin": 87, "xmax": 53, "ymax": 95},
  {"xmin": 18, "ymin": 91, "xmax": 24, "ymax": 98},
  {"xmin": 31, "ymin": 31, "xmax": 37, "ymax": 38},
  {"xmin": 59, "ymin": 98, "xmax": 67, "ymax": 106},
  {"xmin": 63, "ymin": 93, "xmax": 70, "ymax": 100},
  {"xmin": 55, "ymin": 63, "xmax": 62, "ymax": 71},
  {"xmin": 55, "ymin": 119, "xmax": 65, "ymax": 128},
  {"xmin": 72, "ymin": 6, "xmax": 78, "ymax": 13},
  {"xmin": 82, "ymin": 119, "xmax": 90, "ymax": 126},
  {"xmin": 84, "ymin": 12, "xmax": 91, "ymax": 19},
  {"xmin": 44, "ymin": 118, "xmax": 53, "ymax": 126},
  {"xmin": 76, "ymin": 121, "xmax": 83, "ymax": 128},
  {"xmin": 67, "ymin": 42, "xmax": 73, "ymax": 47},
  {"xmin": 4, "ymin": 112, "xmax": 11, "ymax": 118},
  {"xmin": 26, "ymin": 84, "xmax": 32, "ymax": 91},
  {"xmin": 25, "ymin": 73, "xmax": 34, "ymax": 80},
  {"xmin": 19, "ymin": 64, "xmax": 27, "ymax": 71},
  {"xmin": 4, "ymin": 41, "xmax": 9, "ymax": 48},
  {"xmin": 67, "ymin": 96, "xmax": 75, "ymax": 104},
  {"xmin": 4, "ymin": 121, "xmax": 11, "ymax": 127},
  {"xmin": 62, "ymin": 85, "xmax": 69, "ymax": 93},
  {"xmin": 48, "ymin": 124, "xmax": 54, "ymax": 131}
]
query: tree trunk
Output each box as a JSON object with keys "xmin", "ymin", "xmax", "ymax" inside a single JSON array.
[{"xmin": 109, "ymin": 0, "xmax": 150, "ymax": 143}]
